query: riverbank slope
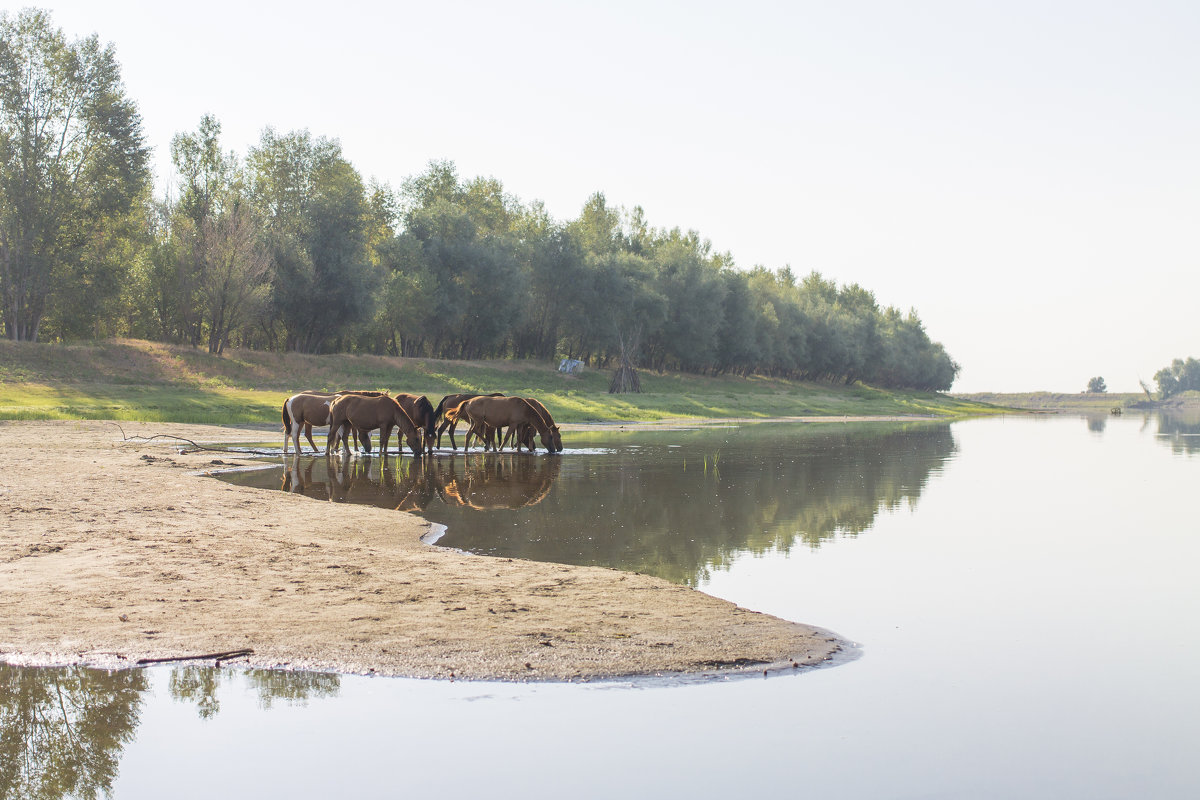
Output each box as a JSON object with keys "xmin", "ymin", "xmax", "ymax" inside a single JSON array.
[{"xmin": 0, "ymin": 337, "xmax": 997, "ymax": 423}]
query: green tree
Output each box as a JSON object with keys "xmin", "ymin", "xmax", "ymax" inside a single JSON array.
[
  {"xmin": 248, "ymin": 128, "xmax": 377, "ymax": 353},
  {"xmin": 1154, "ymin": 357, "xmax": 1200, "ymax": 399},
  {"xmin": 197, "ymin": 200, "xmax": 273, "ymax": 354},
  {"xmin": 1086, "ymin": 376, "xmax": 1107, "ymax": 393},
  {"xmin": 394, "ymin": 161, "xmax": 528, "ymax": 359},
  {"xmin": 0, "ymin": 8, "xmax": 150, "ymax": 341},
  {"xmin": 151, "ymin": 115, "xmax": 273, "ymax": 354},
  {"xmin": 510, "ymin": 213, "xmax": 588, "ymax": 359},
  {"xmin": 163, "ymin": 114, "xmax": 240, "ymax": 346},
  {"xmin": 644, "ymin": 229, "xmax": 728, "ymax": 372}
]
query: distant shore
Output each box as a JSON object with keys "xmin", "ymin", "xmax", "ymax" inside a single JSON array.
[{"xmin": 953, "ymin": 391, "xmax": 1200, "ymax": 413}]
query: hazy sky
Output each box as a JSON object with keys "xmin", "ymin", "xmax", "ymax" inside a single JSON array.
[{"xmin": 36, "ymin": 0, "xmax": 1200, "ymax": 392}]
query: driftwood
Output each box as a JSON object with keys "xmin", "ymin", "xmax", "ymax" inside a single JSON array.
[
  {"xmin": 136, "ymin": 648, "xmax": 254, "ymax": 666},
  {"xmin": 110, "ymin": 423, "xmax": 279, "ymax": 456}
]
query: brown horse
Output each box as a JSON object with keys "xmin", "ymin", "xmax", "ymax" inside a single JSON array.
[
  {"xmin": 500, "ymin": 397, "xmax": 562, "ymax": 453},
  {"xmin": 394, "ymin": 393, "xmax": 437, "ymax": 454},
  {"xmin": 432, "ymin": 392, "xmax": 504, "ymax": 450},
  {"xmin": 282, "ymin": 390, "xmax": 384, "ymax": 454},
  {"xmin": 458, "ymin": 396, "xmax": 555, "ymax": 453},
  {"xmin": 327, "ymin": 393, "xmax": 423, "ymax": 458}
]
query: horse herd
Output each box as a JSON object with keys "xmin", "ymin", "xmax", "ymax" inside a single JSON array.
[{"xmin": 281, "ymin": 390, "xmax": 564, "ymax": 458}]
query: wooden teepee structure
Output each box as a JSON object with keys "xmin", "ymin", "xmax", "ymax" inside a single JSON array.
[{"xmin": 608, "ymin": 325, "xmax": 643, "ymax": 394}]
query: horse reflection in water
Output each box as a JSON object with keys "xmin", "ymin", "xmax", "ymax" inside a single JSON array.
[
  {"xmin": 282, "ymin": 453, "xmax": 561, "ymax": 511},
  {"xmin": 431, "ymin": 453, "xmax": 561, "ymax": 510}
]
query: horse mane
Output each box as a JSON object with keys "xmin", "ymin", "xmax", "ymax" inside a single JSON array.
[
  {"xmin": 388, "ymin": 394, "xmax": 419, "ymax": 428},
  {"xmin": 519, "ymin": 398, "xmax": 552, "ymax": 433},
  {"xmin": 416, "ymin": 395, "xmax": 436, "ymax": 437},
  {"xmin": 522, "ymin": 397, "xmax": 553, "ymax": 429}
]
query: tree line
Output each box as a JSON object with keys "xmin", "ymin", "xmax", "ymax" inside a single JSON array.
[{"xmin": 0, "ymin": 9, "xmax": 959, "ymax": 391}]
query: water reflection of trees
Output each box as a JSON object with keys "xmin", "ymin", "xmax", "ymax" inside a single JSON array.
[
  {"xmin": 1155, "ymin": 411, "xmax": 1200, "ymax": 455},
  {"xmin": 438, "ymin": 423, "xmax": 957, "ymax": 585},
  {"xmin": 0, "ymin": 665, "xmax": 145, "ymax": 800},
  {"xmin": 0, "ymin": 663, "xmax": 342, "ymax": 799},
  {"xmin": 169, "ymin": 667, "xmax": 340, "ymax": 719}
]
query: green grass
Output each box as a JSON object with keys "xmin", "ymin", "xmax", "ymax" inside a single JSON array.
[
  {"xmin": 0, "ymin": 338, "xmax": 1005, "ymax": 424},
  {"xmin": 954, "ymin": 391, "xmax": 1144, "ymax": 412}
]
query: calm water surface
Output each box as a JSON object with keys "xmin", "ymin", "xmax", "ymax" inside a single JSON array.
[{"xmin": 4, "ymin": 414, "xmax": 1198, "ymax": 799}]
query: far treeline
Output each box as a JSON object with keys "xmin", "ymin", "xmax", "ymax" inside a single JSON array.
[
  {"xmin": 1152, "ymin": 357, "xmax": 1200, "ymax": 400},
  {"xmin": 0, "ymin": 9, "xmax": 959, "ymax": 392}
]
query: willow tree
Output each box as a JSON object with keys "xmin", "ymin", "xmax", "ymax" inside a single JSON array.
[{"xmin": 0, "ymin": 9, "xmax": 149, "ymax": 341}]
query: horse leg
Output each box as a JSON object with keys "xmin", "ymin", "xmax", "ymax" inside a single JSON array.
[
  {"xmin": 304, "ymin": 422, "xmax": 318, "ymax": 453},
  {"xmin": 290, "ymin": 420, "xmax": 304, "ymax": 455},
  {"xmin": 380, "ymin": 423, "xmax": 393, "ymax": 458},
  {"xmin": 500, "ymin": 424, "xmax": 519, "ymax": 451}
]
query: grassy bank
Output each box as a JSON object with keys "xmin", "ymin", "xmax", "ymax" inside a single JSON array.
[
  {"xmin": 954, "ymin": 391, "xmax": 1144, "ymax": 412},
  {"xmin": 955, "ymin": 390, "xmax": 1200, "ymax": 414},
  {"xmin": 0, "ymin": 338, "xmax": 1001, "ymax": 424}
]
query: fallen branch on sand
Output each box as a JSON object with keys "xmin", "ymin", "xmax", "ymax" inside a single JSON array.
[
  {"xmin": 109, "ymin": 423, "xmax": 279, "ymax": 455},
  {"xmin": 136, "ymin": 648, "xmax": 254, "ymax": 666}
]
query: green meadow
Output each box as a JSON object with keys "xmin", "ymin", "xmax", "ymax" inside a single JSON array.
[{"xmin": 0, "ymin": 338, "xmax": 1002, "ymax": 425}]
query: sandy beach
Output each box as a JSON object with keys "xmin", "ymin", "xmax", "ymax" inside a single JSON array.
[{"xmin": 0, "ymin": 420, "xmax": 842, "ymax": 680}]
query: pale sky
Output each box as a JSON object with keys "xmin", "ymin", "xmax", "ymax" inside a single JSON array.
[{"xmin": 34, "ymin": 0, "xmax": 1200, "ymax": 393}]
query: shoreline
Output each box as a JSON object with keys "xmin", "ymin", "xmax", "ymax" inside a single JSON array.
[{"xmin": 1, "ymin": 420, "xmax": 845, "ymax": 681}]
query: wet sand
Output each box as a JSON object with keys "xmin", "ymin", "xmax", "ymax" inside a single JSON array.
[{"xmin": 0, "ymin": 420, "xmax": 846, "ymax": 680}]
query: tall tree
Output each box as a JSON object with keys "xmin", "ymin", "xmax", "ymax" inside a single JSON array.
[
  {"xmin": 0, "ymin": 8, "xmax": 149, "ymax": 341},
  {"xmin": 154, "ymin": 114, "xmax": 254, "ymax": 350},
  {"xmin": 197, "ymin": 200, "xmax": 273, "ymax": 354},
  {"xmin": 248, "ymin": 128, "xmax": 376, "ymax": 353}
]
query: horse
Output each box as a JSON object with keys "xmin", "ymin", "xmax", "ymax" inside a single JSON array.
[
  {"xmin": 282, "ymin": 390, "xmax": 385, "ymax": 454},
  {"xmin": 432, "ymin": 392, "xmax": 504, "ymax": 450},
  {"xmin": 327, "ymin": 393, "xmax": 423, "ymax": 458},
  {"xmin": 394, "ymin": 393, "xmax": 437, "ymax": 454},
  {"xmin": 458, "ymin": 396, "xmax": 556, "ymax": 453},
  {"xmin": 500, "ymin": 397, "xmax": 563, "ymax": 453}
]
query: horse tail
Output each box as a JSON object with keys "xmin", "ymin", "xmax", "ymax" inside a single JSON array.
[
  {"xmin": 282, "ymin": 398, "xmax": 292, "ymax": 432},
  {"xmin": 433, "ymin": 395, "xmax": 452, "ymax": 424}
]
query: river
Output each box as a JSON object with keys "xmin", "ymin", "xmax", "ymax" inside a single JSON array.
[{"xmin": 3, "ymin": 413, "xmax": 1197, "ymax": 798}]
